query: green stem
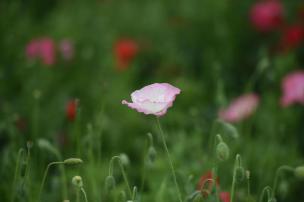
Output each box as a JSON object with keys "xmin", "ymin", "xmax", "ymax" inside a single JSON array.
[
  {"xmin": 76, "ymin": 189, "xmax": 80, "ymax": 202},
  {"xmin": 272, "ymin": 165, "xmax": 294, "ymax": 198},
  {"xmin": 109, "ymin": 156, "xmax": 132, "ymax": 198},
  {"xmin": 230, "ymin": 154, "xmax": 241, "ymax": 202},
  {"xmin": 11, "ymin": 148, "xmax": 25, "ymax": 202},
  {"xmin": 37, "ymin": 161, "xmax": 64, "ymax": 202},
  {"xmin": 81, "ymin": 187, "xmax": 88, "ymax": 202},
  {"xmin": 156, "ymin": 118, "xmax": 183, "ymax": 202},
  {"xmin": 212, "ymin": 167, "xmax": 220, "ymax": 202}
]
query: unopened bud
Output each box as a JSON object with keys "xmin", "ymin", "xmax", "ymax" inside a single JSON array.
[
  {"xmin": 294, "ymin": 166, "xmax": 304, "ymax": 179},
  {"xmin": 64, "ymin": 158, "xmax": 83, "ymax": 165},
  {"xmin": 118, "ymin": 190, "xmax": 127, "ymax": 201},
  {"xmin": 72, "ymin": 176, "xmax": 83, "ymax": 188},
  {"xmin": 119, "ymin": 153, "xmax": 130, "ymax": 166},
  {"xmin": 147, "ymin": 146, "xmax": 157, "ymax": 163},
  {"xmin": 216, "ymin": 142, "xmax": 230, "ymax": 161},
  {"xmin": 235, "ymin": 167, "xmax": 245, "ymax": 183},
  {"xmin": 105, "ymin": 175, "xmax": 116, "ymax": 191},
  {"xmin": 193, "ymin": 194, "xmax": 203, "ymax": 202}
]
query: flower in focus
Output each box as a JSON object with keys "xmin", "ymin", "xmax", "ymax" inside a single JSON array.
[
  {"xmin": 281, "ymin": 71, "xmax": 304, "ymax": 107},
  {"xmin": 197, "ymin": 171, "xmax": 219, "ymax": 191},
  {"xmin": 114, "ymin": 39, "xmax": 138, "ymax": 70},
  {"xmin": 219, "ymin": 192, "xmax": 230, "ymax": 202},
  {"xmin": 122, "ymin": 83, "xmax": 181, "ymax": 116},
  {"xmin": 250, "ymin": 0, "xmax": 283, "ymax": 32},
  {"xmin": 66, "ymin": 99, "xmax": 78, "ymax": 122},
  {"xmin": 279, "ymin": 25, "xmax": 304, "ymax": 51},
  {"xmin": 59, "ymin": 39, "xmax": 74, "ymax": 61},
  {"xmin": 219, "ymin": 93, "xmax": 260, "ymax": 123},
  {"xmin": 25, "ymin": 37, "xmax": 56, "ymax": 65}
]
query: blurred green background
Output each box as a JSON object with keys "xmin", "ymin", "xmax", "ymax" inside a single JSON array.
[{"xmin": 1, "ymin": 0, "xmax": 304, "ymax": 201}]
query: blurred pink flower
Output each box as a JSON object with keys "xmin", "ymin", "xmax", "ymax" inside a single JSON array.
[
  {"xmin": 39, "ymin": 38, "xmax": 55, "ymax": 65},
  {"xmin": 26, "ymin": 39, "xmax": 40, "ymax": 59},
  {"xmin": 281, "ymin": 71, "xmax": 304, "ymax": 107},
  {"xmin": 59, "ymin": 39, "xmax": 74, "ymax": 61},
  {"xmin": 250, "ymin": 0, "xmax": 283, "ymax": 32},
  {"xmin": 122, "ymin": 83, "xmax": 181, "ymax": 116},
  {"xmin": 219, "ymin": 93, "xmax": 260, "ymax": 123},
  {"xmin": 220, "ymin": 192, "xmax": 230, "ymax": 202},
  {"xmin": 114, "ymin": 39, "xmax": 138, "ymax": 70},
  {"xmin": 25, "ymin": 37, "xmax": 55, "ymax": 65}
]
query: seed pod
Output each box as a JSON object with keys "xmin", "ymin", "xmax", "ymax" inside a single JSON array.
[
  {"xmin": 64, "ymin": 158, "xmax": 83, "ymax": 165},
  {"xmin": 105, "ymin": 175, "xmax": 116, "ymax": 191}
]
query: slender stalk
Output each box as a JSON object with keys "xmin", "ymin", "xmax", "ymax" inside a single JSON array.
[
  {"xmin": 11, "ymin": 148, "xmax": 25, "ymax": 202},
  {"xmin": 272, "ymin": 165, "xmax": 294, "ymax": 198},
  {"xmin": 109, "ymin": 156, "xmax": 132, "ymax": 198},
  {"xmin": 76, "ymin": 189, "xmax": 80, "ymax": 202},
  {"xmin": 37, "ymin": 161, "xmax": 64, "ymax": 202},
  {"xmin": 230, "ymin": 154, "xmax": 241, "ymax": 202},
  {"xmin": 212, "ymin": 167, "xmax": 220, "ymax": 202},
  {"xmin": 81, "ymin": 187, "xmax": 88, "ymax": 202},
  {"xmin": 156, "ymin": 118, "xmax": 183, "ymax": 202}
]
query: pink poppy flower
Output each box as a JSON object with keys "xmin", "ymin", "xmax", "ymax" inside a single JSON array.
[
  {"xmin": 219, "ymin": 93, "xmax": 260, "ymax": 123},
  {"xmin": 25, "ymin": 37, "xmax": 56, "ymax": 65},
  {"xmin": 114, "ymin": 39, "xmax": 138, "ymax": 70},
  {"xmin": 250, "ymin": 0, "xmax": 284, "ymax": 32},
  {"xmin": 281, "ymin": 71, "xmax": 304, "ymax": 107},
  {"xmin": 26, "ymin": 39, "xmax": 40, "ymax": 59},
  {"xmin": 220, "ymin": 192, "xmax": 230, "ymax": 202},
  {"xmin": 59, "ymin": 39, "xmax": 74, "ymax": 61},
  {"xmin": 39, "ymin": 38, "xmax": 55, "ymax": 65},
  {"xmin": 122, "ymin": 83, "xmax": 181, "ymax": 116},
  {"xmin": 66, "ymin": 99, "xmax": 78, "ymax": 122},
  {"xmin": 279, "ymin": 25, "xmax": 304, "ymax": 51}
]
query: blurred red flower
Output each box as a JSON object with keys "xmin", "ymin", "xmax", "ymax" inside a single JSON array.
[
  {"xmin": 220, "ymin": 192, "xmax": 230, "ymax": 202},
  {"xmin": 279, "ymin": 25, "xmax": 304, "ymax": 51},
  {"xmin": 197, "ymin": 171, "xmax": 230, "ymax": 202},
  {"xmin": 114, "ymin": 39, "xmax": 138, "ymax": 70},
  {"xmin": 197, "ymin": 171, "xmax": 219, "ymax": 191},
  {"xmin": 66, "ymin": 99, "xmax": 78, "ymax": 122},
  {"xmin": 250, "ymin": 0, "xmax": 284, "ymax": 32},
  {"xmin": 26, "ymin": 37, "xmax": 56, "ymax": 65}
]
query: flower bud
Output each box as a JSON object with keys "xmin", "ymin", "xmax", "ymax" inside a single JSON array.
[
  {"xmin": 235, "ymin": 167, "xmax": 245, "ymax": 183},
  {"xmin": 72, "ymin": 176, "xmax": 83, "ymax": 188},
  {"xmin": 105, "ymin": 175, "xmax": 116, "ymax": 191},
  {"xmin": 118, "ymin": 190, "xmax": 127, "ymax": 201},
  {"xmin": 119, "ymin": 153, "xmax": 130, "ymax": 167},
  {"xmin": 294, "ymin": 166, "xmax": 304, "ymax": 179},
  {"xmin": 147, "ymin": 146, "xmax": 157, "ymax": 163},
  {"xmin": 216, "ymin": 141, "xmax": 230, "ymax": 161},
  {"xmin": 193, "ymin": 194, "xmax": 203, "ymax": 202},
  {"xmin": 64, "ymin": 158, "xmax": 83, "ymax": 165}
]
